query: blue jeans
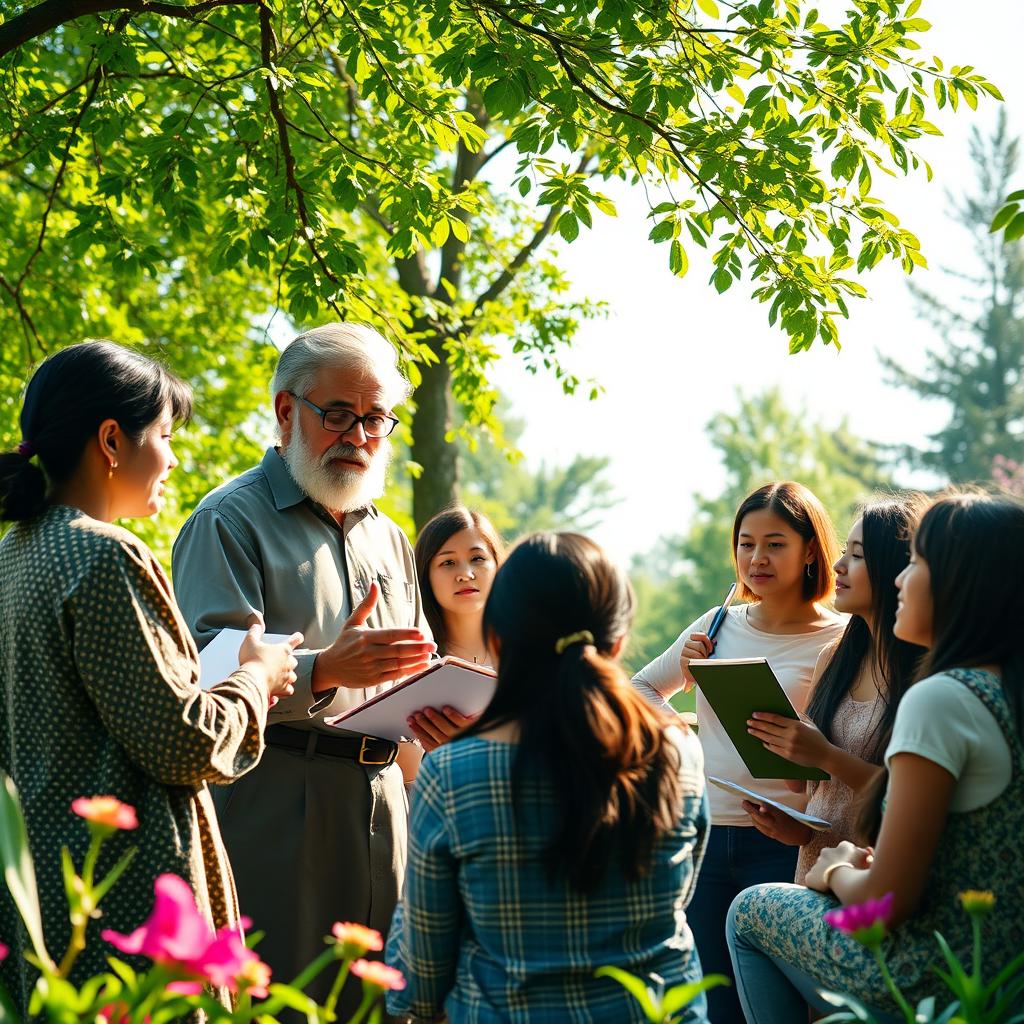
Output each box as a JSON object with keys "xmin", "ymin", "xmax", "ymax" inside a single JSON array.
[
  {"xmin": 726, "ymin": 891, "xmax": 902, "ymax": 1024},
  {"xmin": 687, "ymin": 826, "xmax": 798, "ymax": 1024}
]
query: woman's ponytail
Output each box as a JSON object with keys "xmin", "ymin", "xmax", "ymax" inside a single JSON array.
[
  {"xmin": 466, "ymin": 532, "xmax": 684, "ymax": 893},
  {"xmin": 0, "ymin": 448, "xmax": 48, "ymax": 522}
]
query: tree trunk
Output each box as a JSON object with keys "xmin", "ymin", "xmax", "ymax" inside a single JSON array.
[{"xmin": 410, "ymin": 339, "xmax": 458, "ymax": 529}]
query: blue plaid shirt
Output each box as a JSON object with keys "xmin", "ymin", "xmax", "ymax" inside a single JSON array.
[{"xmin": 386, "ymin": 730, "xmax": 709, "ymax": 1023}]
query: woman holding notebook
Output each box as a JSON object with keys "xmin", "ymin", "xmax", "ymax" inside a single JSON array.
[
  {"xmin": 728, "ymin": 492, "xmax": 1024, "ymax": 1023},
  {"xmin": 743, "ymin": 494, "xmax": 927, "ymax": 882},
  {"xmin": 634, "ymin": 481, "xmax": 845, "ymax": 1024},
  {"xmin": 0, "ymin": 342, "xmax": 299, "ymax": 1017},
  {"xmin": 406, "ymin": 505, "xmax": 505, "ymax": 749}
]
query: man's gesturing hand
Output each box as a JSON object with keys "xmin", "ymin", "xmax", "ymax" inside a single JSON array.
[{"xmin": 312, "ymin": 582, "xmax": 436, "ymax": 692}]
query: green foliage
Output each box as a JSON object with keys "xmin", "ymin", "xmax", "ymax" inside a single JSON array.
[
  {"xmin": 627, "ymin": 388, "xmax": 893, "ymax": 674},
  {"xmin": 595, "ymin": 964, "xmax": 728, "ymax": 1024},
  {"xmin": 882, "ymin": 113, "xmax": 1024, "ymax": 484},
  {"xmin": 0, "ymin": 773, "xmax": 397, "ymax": 1024},
  {"xmin": 0, "ymin": 0, "xmax": 1002, "ymax": 366}
]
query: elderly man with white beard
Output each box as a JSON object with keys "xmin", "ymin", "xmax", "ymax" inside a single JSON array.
[{"xmin": 172, "ymin": 323, "xmax": 454, "ymax": 1014}]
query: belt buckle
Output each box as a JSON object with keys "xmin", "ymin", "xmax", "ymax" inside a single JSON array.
[{"xmin": 358, "ymin": 736, "xmax": 395, "ymax": 766}]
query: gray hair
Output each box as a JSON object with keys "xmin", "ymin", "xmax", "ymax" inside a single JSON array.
[{"xmin": 270, "ymin": 323, "xmax": 411, "ymax": 407}]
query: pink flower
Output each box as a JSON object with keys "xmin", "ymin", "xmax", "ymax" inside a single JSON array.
[
  {"xmin": 331, "ymin": 922, "xmax": 384, "ymax": 954},
  {"xmin": 0, "ymin": 940, "xmax": 8, "ymax": 962},
  {"xmin": 235, "ymin": 956, "xmax": 272, "ymax": 998},
  {"xmin": 102, "ymin": 875, "xmax": 213, "ymax": 972},
  {"xmin": 102, "ymin": 874, "xmax": 264, "ymax": 993},
  {"xmin": 72, "ymin": 797, "xmax": 138, "ymax": 831},
  {"xmin": 824, "ymin": 892, "xmax": 895, "ymax": 948},
  {"xmin": 350, "ymin": 959, "xmax": 406, "ymax": 992}
]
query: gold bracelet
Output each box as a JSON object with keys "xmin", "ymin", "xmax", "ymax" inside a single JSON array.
[{"xmin": 821, "ymin": 861, "xmax": 856, "ymax": 889}]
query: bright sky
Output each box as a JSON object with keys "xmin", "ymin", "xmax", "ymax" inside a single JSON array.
[{"xmin": 491, "ymin": 1, "xmax": 1024, "ymax": 564}]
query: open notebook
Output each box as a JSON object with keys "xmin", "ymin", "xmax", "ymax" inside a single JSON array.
[{"xmin": 327, "ymin": 657, "xmax": 497, "ymax": 741}]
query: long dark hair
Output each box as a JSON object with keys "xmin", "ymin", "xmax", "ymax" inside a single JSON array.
[
  {"xmin": 0, "ymin": 341, "xmax": 192, "ymax": 522},
  {"xmin": 732, "ymin": 481, "xmax": 840, "ymax": 602},
  {"xmin": 859, "ymin": 491, "xmax": 1024, "ymax": 842},
  {"xmin": 806, "ymin": 495, "xmax": 929, "ymax": 764},
  {"xmin": 914, "ymin": 491, "xmax": 1024, "ymax": 738},
  {"xmin": 414, "ymin": 505, "xmax": 505, "ymax": 655},
  {"xmin": 464, "ymin": 532, "xmax": 683, "ymax": 894}
]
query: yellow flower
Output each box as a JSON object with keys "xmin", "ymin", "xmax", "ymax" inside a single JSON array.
[{"xmin": 959, "ymin": 890, "xmax": 996, "ymax": 915}]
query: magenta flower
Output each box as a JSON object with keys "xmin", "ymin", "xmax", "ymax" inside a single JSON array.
[
  {"xmin": 102, "ymin": 874, "xmax": 267, "ymax": 993},
  {"xmin": 824, "ymin": 892, "xmax": 895, "ymax": 948},
  {"xmin": 102, "ymin": 875, "xmax": 213, "ymax": 972},
  {"xmin": 0, "ymin": 940, "xmax": 8, "ymax": 962}
]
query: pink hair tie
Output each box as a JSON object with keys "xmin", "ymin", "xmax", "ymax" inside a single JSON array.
[{"xmin": 16, "ymin": 440, "xmax": 35, "ymax": 458}]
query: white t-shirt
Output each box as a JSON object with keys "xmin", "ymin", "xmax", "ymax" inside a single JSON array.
[
  {"xmin": 885, "ymin": 671, "xmax": 1012, "ymax": 811},
  {"xmin": 634, "ymin": 605, "xmax": 847, "ymax": 825}
]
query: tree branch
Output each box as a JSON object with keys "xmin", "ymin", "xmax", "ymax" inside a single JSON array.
[
  {"xmin": 259, "ymin": 2, "xmax": 343, "ymax": 316},
  {"xmin": 0, "ymin": 0, "xmax": 259, "ymax": 59},
  {"xmin": 471, "ymin": 151, "xmax": 593, "ymax": 315}
]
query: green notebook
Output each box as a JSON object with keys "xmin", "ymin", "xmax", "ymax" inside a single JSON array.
[{"xmin": 688, "ymin": 657, "xmax": 829, "ymax": 781}]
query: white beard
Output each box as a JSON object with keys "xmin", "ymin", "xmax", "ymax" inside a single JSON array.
[{"xmin": 281, "ymin": 430, "xmax": 391, "ymax": 514}]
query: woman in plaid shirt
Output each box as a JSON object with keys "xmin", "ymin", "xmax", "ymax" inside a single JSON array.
[{"xmin": 387, "ymin": 532, "xmax": 710, "ymax": 1023}]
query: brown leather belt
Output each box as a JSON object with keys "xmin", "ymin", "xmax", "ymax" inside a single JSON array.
[{"xmin": 265, "ymin": 723, "xmax": 398, "ymax": 766}]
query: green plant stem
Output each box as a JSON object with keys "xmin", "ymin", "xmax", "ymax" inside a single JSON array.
[
  {"xmin": 347, "ymin": 989, "xmax": 376, "ymax": 1024},
  {"xmin": 871, "ymin": 947, "xmax": 916, "ymax": 1024},
  {"xmin": 323, "ymin": 958, "xmax": 352, "ymax": 1019},
  {"xmin": 287, "ymin": 945, "xmax": 340, "ymax": 993},
  {"xmin": 81, "ymin": 831, "xmax": 102, "ymax": 890},
  {"xmin": 56, "ymin": 833, "xmax": 104, "ymax": 979},
  {"xmin": 971, "ymin": 915, "xmax": 982, "ymax": 982}
]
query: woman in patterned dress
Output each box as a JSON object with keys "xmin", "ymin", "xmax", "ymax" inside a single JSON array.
[
  {"xmin": 0, "ymin": 341, "xmax": 301, "ymax": 1017},
  {"xmin": 742, "ymin": 495, "xmax": 927, "ymax": 882},
  {"xmin": 386, "ymin": 533, "xmax": 710, "ymax": 1023},
  {"xmin": 727, "ymin": 493, "xmax": 1024, "ymax": 1023}
]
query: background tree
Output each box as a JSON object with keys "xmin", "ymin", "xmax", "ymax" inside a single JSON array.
[
  {"xmin": 882, "ymin": 112, "xmax": 1024, "ymax": 482},
  {"xmin": 626, "ymin": 386, "xmax": 894, "ymax": 676},
  {"xmin": 0, "ymin": 0, "xmax": 1003, "ymax": 529}
]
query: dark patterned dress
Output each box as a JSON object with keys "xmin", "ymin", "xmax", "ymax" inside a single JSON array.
[
  {"xmin": 0, "ymin": 505, "xmax": 268, "ymax": 1018},
  {"xmin": 731, "ymin": 669, "xmax": 1024, "ymax": 1014}
]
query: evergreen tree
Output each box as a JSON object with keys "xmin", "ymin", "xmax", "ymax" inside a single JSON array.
[{"xmin": 882, "ymin": 113, "xmax": 1024, "ymax": 482}]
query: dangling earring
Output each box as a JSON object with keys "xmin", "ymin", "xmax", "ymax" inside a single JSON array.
[
  {"xmin": 108, "ymin": 461, "xmax": 117, "ymax": 480},
  {"xmin": 805, "ymin": 563, "xmax": 814, "ymax": 578}
]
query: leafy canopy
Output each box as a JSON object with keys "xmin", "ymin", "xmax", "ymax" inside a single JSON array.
[{"xmin": 0, "ymin": 0, "xmax": 1003, "ymax": 370}]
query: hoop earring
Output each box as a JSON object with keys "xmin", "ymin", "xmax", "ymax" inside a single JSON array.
[{"xmin": 805, "ymin": 563, "xmax": 814, "ymax": 579}]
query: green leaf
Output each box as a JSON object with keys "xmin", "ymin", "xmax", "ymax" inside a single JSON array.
[
  {"xmin": 669, "ymin": 239, "xmax": 688, "ymax": 276},
  {"xmin": 0, "ymin": 772, "xmax": 51, "ymax": 970},
  {"xmin": 558, "ymin": 211, "xmax": 580, "ymax": 242},
  {"xmin": 1004, "ymin": 211, "xmax": 1024, "ymax": 241},
  {"xmin": 594, "ymin": 966, "xmax": 660, "ymax": 1020},
  {"xmin": 662, "ymin": 974, "xmax": 730, "ymax": 1014},
  {"xmin": 989, "ymin": 203, "xmax": 1017, "ymax": 233},
  {"xmin": 649, "ymin": 218, "xmax": 675, "ymax": 243}
]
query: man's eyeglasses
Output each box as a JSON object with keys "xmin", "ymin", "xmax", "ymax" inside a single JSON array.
[{"xmin": 288, "ymin": 392, "xmax": 399, "ymax": 438}]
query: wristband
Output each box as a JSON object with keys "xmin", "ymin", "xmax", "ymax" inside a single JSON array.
[{"xmin": 822, "ymin": 861, "xmax": 856, "ymax": 889}]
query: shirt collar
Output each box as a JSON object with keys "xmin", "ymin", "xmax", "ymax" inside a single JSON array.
[{"xmin": 260, "ymin": 446, "xmax": 379, "ymax": 519}]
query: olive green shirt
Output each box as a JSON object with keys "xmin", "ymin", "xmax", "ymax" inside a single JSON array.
[{"xmin": 171, "ymin": 447, "xmax": 430, "ymax": 732}]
